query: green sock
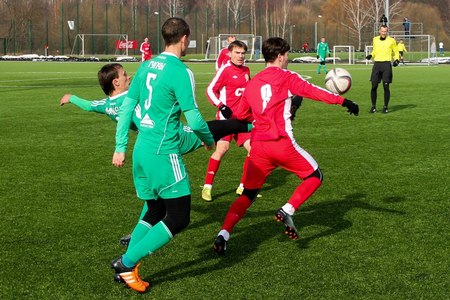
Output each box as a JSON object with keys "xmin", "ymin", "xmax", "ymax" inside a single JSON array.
[
  {"xmin": 138, "ymin": 202, "xmax": 148, "ymax": 221},
  {"xmin": 317, "ymin": 65, "xmax": 321, "ymax": 73},
  {"xmin": 125, "ymin": 221, "xmax": 173, "ymax": 263},
  {"xmin": 127, "ymin": 219, "xmax": 152, "ymax": 249}
]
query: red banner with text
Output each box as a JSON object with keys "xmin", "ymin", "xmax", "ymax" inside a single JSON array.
[{"xmin": 115, "ymin": 40, "xmax": 138, "ymax": 50}]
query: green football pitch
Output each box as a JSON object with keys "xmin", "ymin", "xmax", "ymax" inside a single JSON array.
[{"xmin": 0, "ymin": 60, "xmax": 449, "ymax": 299}]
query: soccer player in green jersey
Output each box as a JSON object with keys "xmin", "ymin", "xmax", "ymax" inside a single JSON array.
[
  {"xmin": 60, "ymin": 63, "xmax": 250, "ymax": 157},
  {"xmin": 366, "ymin": 25, "xmax": 399, "ymax": 114},
  {"xmin": 316, "ymin": 37, "xmax": 330, "ymax": 74},
  {"xmin": 60, "ymin": 62, "xmax": 252, "ymax": 248},
  {"xmin": 111, "ymin": 17, "xmax": 214, "ymax": 293}
]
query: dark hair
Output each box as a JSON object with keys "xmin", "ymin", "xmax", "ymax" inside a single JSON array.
[
  {"xmin": 380, "ymin": 25, "xmax": 388, "ymax": 30},
  {"xmin": 228, "ymin": 40, "xmax": 248, "ymax": 52},
  {"xmin": 262, "ymin": 37, "xmax": 290, "ymax": 63},
  {"xmin": 97, "ymin": 63, "xmax": 123, "ymax": 96},
  {"xmin": 162, "ymin": 17, "xmax": 190, "ymax": 46}
]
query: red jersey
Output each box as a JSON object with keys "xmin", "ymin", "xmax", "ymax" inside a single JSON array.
[
  {"xmin": 206, "ymin": 61, "xmax": 250, "ymax": 120},
  {"xmin": 216, "ymin": 48, "xmax": 230, "ymax": 71},
  {"xmin": 237, "ymin": 66, "xmax": 344, "ymax": 141},
  {"xmin": 140, "ymin": 42, "xmax": 152, "ymax": 61}
]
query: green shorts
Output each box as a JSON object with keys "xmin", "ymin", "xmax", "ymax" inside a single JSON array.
[{"xmin": 132, "ymin": 148, "xmax": 191, "ymax": 200}]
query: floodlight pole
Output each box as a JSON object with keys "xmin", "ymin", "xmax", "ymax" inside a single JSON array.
[
  {"xmin": 314, "ymin": 15, "xmax": 322, "ymax": 49},
  {"xmin": 154, "ymin": 11, "xmax": 160, "ymax": 54},
  {"xmin": 385, "ymin": 0, "xmax": 390, "ymax": 27}
]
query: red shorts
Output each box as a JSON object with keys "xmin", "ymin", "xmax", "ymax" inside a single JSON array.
[
  {"xmin": 220, "ymin": 132, "xmax": 251, "ymax": 147},
  {"xmin": 243, "ymin": 137, "xmax": 318, "ymax": 189}
]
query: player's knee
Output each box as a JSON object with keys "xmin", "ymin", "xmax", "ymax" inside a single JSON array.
[
  {"xmin": 162, "ymin": 195, "xmax": 191, "ymax": 235},
  {"xmin": 242, "ymin": 188, "xmax": 260, "ymax": 202},
  {"xmin": 305, "ymin": 168, "xmax": 323, "ymax": 182},
  {"xmin": 164, "ymin": 213, "xmax": 190, "ymax": 235},
  {"xmin": 371, "ymin": 82, "xmax": 379, "ymax": 90}
]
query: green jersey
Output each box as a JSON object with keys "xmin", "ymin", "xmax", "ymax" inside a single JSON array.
[
  {"xmin": 69, "ymin": 92, "xmax": 140, "ymax": 131},
  {"xmin": 115, "ymin": 52, "xmax": 213, "ymax": 154},
  {"xmin": 69, "ymin": 92, "xmax": 203, "ymax": 154},
  {"xmin": 316, "ymin": 42, "xmax": 330, "ymax": 59},
  {"xmin": 70, "ymin": 92, "xmax": 127, "ymax": 122}
]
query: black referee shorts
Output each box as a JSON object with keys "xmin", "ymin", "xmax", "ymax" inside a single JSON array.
[{"xmin": 370, "ymin": 61, "xmax": 393, "ymax": 83}]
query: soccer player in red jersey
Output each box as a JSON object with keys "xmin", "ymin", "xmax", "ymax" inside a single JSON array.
[
  {"xmin": 215, "ymin": 35, "xmax": 236, "ymax": 71},
  {"xmin": 140, "ymin": 37, "xmax": 152, "ymax": 62},
  {"xmin": 213, "ymin": 37, "xmax": 359, "ymax": 254},
  {"xmin": 202, "ymin": 40, "xmax": 252, "ymax": 202}
]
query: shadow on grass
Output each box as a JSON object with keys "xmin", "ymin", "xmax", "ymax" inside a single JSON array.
[
  {"xmin": 202, "ymin": 168, "xmax": 293, "ymax": 200},
  {"xmin": 295, "ymin": 193, "xmax": 405, "ymax": 249},
  {"xmin": 147, "ymin": 193, "xmax": 405, "ymax": 285},
  {"xmin": 389, "ymin": 104, "xmax": 416, "ymax": 112}
]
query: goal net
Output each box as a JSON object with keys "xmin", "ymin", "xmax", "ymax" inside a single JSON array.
[
  {"xmin": 332, "ymin": 46, "xmax": 355, "ymax": 64},
  {"xmin": 391, "ymin": 35, "xmax": 434, "ymax": 65},
  {"xmin": 365, "ymin": 35, "xmax": 434, "ymax": 65},
  {"xmin": 206, "ymin": 34, "xmax": 263, "ymax": 60},
  {"xmin": 71, "ymin": 34, "xmax": 130, "ymax": 57}
]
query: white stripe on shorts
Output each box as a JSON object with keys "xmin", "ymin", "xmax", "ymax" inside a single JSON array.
[{"xmin": 170, "ymin": 154, "xmax": 182, "ymax": 181}]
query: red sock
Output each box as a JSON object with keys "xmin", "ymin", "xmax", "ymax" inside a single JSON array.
[
  {"xmin": 288, "ymin": 177, "xmax": 322, "ymax": 210},
  {"xmin": 221, "ymin": 195, "xmax": 252, "ymax": 233},
  {"xmin": 204, "ymin": 158, "xmax": 221, "ymax": 185}
]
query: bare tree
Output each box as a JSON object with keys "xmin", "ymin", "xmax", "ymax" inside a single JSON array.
[
  {"xmin": 264, "ymin": 0, "xmax": 270, "ymax": 37},
  {"xmin": 250, "ymin": 0, "xmax": 257, "ymax": 35},
  {"xmin": 279, "ymin": 0, "xmax": 292, "ymax": 39},
  {"xmin": 161, "ymin": 0, "xmax": 187, "ymax": 17},
  {"xmin": 228, "ymin": 0, "xmax": 248, "ymax": 30},
  {"xmin": 343, "ymin": 0, "xmax": 373, "ymax": 49},
  {"xmin": 370, "ymin": 0, "xmax": 403, "ymax": 29}
]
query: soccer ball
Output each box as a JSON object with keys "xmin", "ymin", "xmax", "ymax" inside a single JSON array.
[{"xmin": 324, "ymin": 68, "xmax": 352, "ymax": 95}]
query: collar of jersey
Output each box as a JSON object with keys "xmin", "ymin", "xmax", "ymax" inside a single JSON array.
[
  {"xmin": 110, "ymin": 90, "xmax": 128, "ymax": 100},
  {"xmin": 161, "ymin": 52, "xmax": 179, "ymax": 59}
]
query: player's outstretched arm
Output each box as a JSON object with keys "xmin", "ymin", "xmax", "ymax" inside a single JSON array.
[
  {"xmin": 59, "ymin": 94, "xmax": 72, "ymax": 106},
  {"xmin": 59, "ymin": 94, "xmax": 95, "ymax": 111}
]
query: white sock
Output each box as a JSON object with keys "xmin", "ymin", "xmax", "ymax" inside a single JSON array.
[
  {"xmin": 239, "ymin": 183, "xmax": 244, "ymax": 189},
  {"xmin": 218, "ymin": 229, "xmax": 230, "ymax": 241},
  {"xmin": 204, "ymin": 184, "xmax": 212, "ymax": 189},
  {"xmin": 281, "ymin": 203, "xmax": 295, "ymax": 215}
]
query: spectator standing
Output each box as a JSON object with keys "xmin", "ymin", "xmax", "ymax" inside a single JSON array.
[
  {"xmin": 302, "ymin": 42, "xmax": 309, "ymax": 53},
  {"xmin": 379, "ymin": 14, "xmax": 388, "ymax": 26},
  {"xmin": 402, "ymin": 17, "xmax": 411, "ymax": 36},
  {"xmin": 439, "ymin": 41, "xmax": 444, "ymax": 56}
]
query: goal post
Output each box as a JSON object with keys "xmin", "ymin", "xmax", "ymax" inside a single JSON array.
[
  {"xmin": 365, "ymin": 35, "xmax": 433, "ymax": 65},
  {"xmin": 206, "ymin": 34, "xmax": 262, "ymax": 61},
  {"xmin": 365, "ymin": 45, "xmax": 373, "ymax": 65},
  {"xmin": 71, "ymin": 33, "xmax": 129, "ymax": 57},
  {"xmin": 391, "ymin": 34, "xmax": 433, "ymax": 65},
  {"xmin": 332, "ymin": 45, "xmax": 355, "ymax": 64}
]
